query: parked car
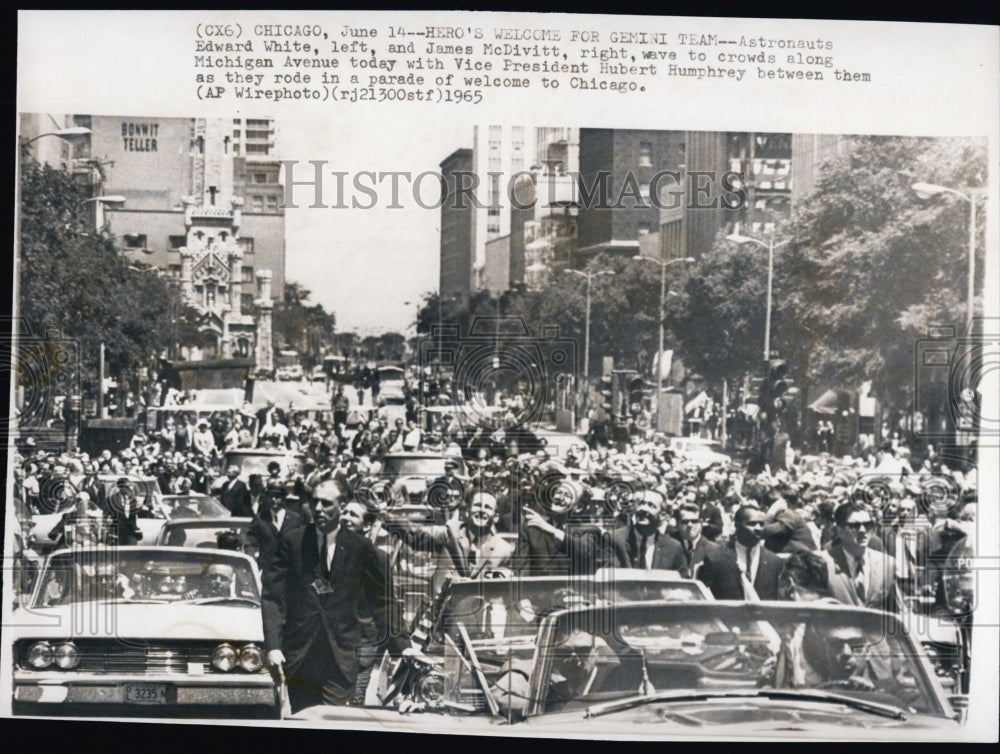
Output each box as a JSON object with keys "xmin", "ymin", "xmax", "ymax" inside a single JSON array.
[
  {"xmin": 154, "ymin": 517, "xmax": 255, "ymax": 557},
  {"xmin": 379, "ymin": 452, "xmax": 467, "ymax": 507},
  {"xmin": 298, "ymin": 601, "xmax": 961, "ymax": 737},
  {"xmin": 159, "ymin": 494, "xmax": 230, "ymax": 520},
  {"xmin": 276, "ymin": 364, "xmax": 303, "ymax": 381},
  {"xmin": 213, "ymin": 449, "xmax": 305, "ymax": 489},
  {"xmin": 667, "ymin": 437, "xmax": 732, "ymax": 469},
  {"xmin": 11, "ymin": 546, "xmax": 278, "ymax": 719},
  {"xmin": 377, "ymin": 364, "xmax": 407, "ymax": 403}
]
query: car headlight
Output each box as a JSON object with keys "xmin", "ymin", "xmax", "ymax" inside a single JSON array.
[
  {"xmin": 54, "ymin": 642, "xmax": 80, "ymax": 670},
  {"xmin": 239, "ymin": 644, "xmax": 264, "ymax": 672},
  {"xmin": 211, "ymin": 643, "xmax": 238, "ymax": 672},
  {"xmin": 28, "ymin": 642, "xmax": 54, "ymax": 669}
]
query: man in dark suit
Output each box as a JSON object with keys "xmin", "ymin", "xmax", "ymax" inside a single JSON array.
[
  {"xmin": 262, "ymin": 481, "xmax": 398, "ymax": 712},
  {"xmin": 232, "ymin": 474, "xmax": 267, "ymax": 519},
  {"xmin": 106, "ymin": 477, "xmax": 143, "ymax": 546},
  {"xmin": 218, "ymin": 465, "xmax": 251, "ymax": 514},
  {"xmin": 251, "ymin": 481, "xmax": 305, "ymax": 577},
  {"xmin": 700, "ymin": 505, "xmax": 784, "ymax": 600},
  {"xmin": 612, "ymin": 490, "xmax": 686, "ymax": 572},
  {"xmin": 673, "ymin": 503, "xmax": 724, "ymax": 581},
  {"xmin": 819, "ymin": 502, "xmax": 902, "ymax": 613}
]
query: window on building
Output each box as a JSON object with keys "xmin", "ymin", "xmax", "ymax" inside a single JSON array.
[
  {"xmin": 247, "ymin": 119, "xmax": 270, "ymax": 128},
  {"xmin": 169, "ymin": 235, "xmax": 186, "ymax": 250},
  {"xmin": 241, "ymin": 293, "xmax": 255, "ymax": 315},
  {"xmin": 238, "ymin": 237, "xmax": 254, "ymax": 254},
  {"xmin": 639, "ymin": 141, "xmax": 653, "ymax": 168},
  {"xmin": 266, "ymin": 195, "xmax": 279, "ymax": 213},
  {"xmin": 233, "ymin": 144, "xmax": 240, "ymax": 156},
  {"xmin": 168, "ymin": 264, "xmax": 182, "ymax": 278},
  {"xmin": 638, "ymin": 222, "xmax": 651, "ymax": 236},
  {"xmin": 251, "ymin": 195, "xmax": 264, "ymax": 213},
  {"xmin": 123, "ymin": 234, "xmax": 147, "ymax": 249},
  {"xmin": 487, "ymin": 222, "xmax": 501, "ymax": 235},
  {"xmin": 241, "ymin": 266, "xmax": 254, "ymax": 283},
  {"xmin": 233, "ymin": 130, "xmax": 241, "ymax": 139},
  {"xmin": 246, "ymin": 144, "xmax": 269, "ymax": 154},
  {"xmin": 254, "ymin": 173, "xmax": 268, "ymax": 184},
  {"xmin": 488, "ymin": 207, "xmax": 501, "ymax": 217}
]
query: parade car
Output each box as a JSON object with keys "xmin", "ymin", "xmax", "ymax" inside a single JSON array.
[
  {"xmin": 297, "ymin": 602, "xmax": 961, "ymax": 738},
  {"xmin": 11, "ymin": 546, "xmax": 278, "ymax": 719},
  {"xmin": 378, "ymin": 452, "xmax": 468, "ymax": 507},
  {"xmin": 32, "ymin": 474, "xmax": 168, "ymax": 555},
  {"xmin": 159, "ymin": 494, "xmax": 230, "ymax": 519},
  {"xmin": 370, "ymin": 569, "xmax": 712, "ymax": 709},
  {"xmin": 667, "ymin": 437, "xmax": 732, "ymax": 469},
  {"xmin": 154, "ymin": 517, "xmax": 256, "ymax": 557}
]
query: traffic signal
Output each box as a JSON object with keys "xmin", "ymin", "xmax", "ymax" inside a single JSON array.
[
  {"xmin": 599, "ymin": 376, "xmax": 613, "ymax": 409},
  {"xmin": 767, "ymin": 359, "xmax": 798, "ymax": 413},
  {"xmin": 628, "ymin": 377, "xmax": 647, "ymax": 416}
]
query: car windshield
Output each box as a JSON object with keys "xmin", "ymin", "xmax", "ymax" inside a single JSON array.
[
  {"xmin": 33, "ymin": 548, "xmax": 260, "ymax": 607},
  {"xmin": 159, "ymin": 521, "xmax": 254, "ymax": 551},
  {"xmin": 161, "ymin": 495, "xmax": 230, "ymax": 519},
  {"xmin": 100, "ymin": 478, "xmax": 162, "ymax": 507},
  {"xmin": 226, "ymin": 453, "xmax": 302, "ymax": 479},
  {"xmin": 438, "ymin": 577, "xmax": 707, "ymax": 647},
  {"xmin": 538, "ymin": 602, "xmax": 946, "ymax": 719},
  {"xmin": 382, "ymin": 456, "xmax": 455, "ymax": 478}
]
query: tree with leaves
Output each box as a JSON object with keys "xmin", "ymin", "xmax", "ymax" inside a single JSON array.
[{"xmin": 18, "ymin": 161, "xmax": 200, "ymax": 403}]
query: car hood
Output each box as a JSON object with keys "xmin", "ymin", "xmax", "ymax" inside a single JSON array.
[
  {"xmin": 532, "ymin": 697, "xmax": 958, "ymax": 738},
  {"xmin": 290, "ymin": 699, "xmax": 957, "ymax": 739},
  {"xmin": 12, "ymin": 602, "xmax": 264, "ymax": 642}
]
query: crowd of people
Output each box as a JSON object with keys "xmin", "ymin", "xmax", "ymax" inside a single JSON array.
[{"xmin": 9, "ymin": 389, "xmax": 978, "ymax": 711}]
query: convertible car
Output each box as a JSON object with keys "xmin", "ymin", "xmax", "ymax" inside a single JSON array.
[{"xmin": 11, "ymin": 546, "xmax": 278, "ymax": 719}]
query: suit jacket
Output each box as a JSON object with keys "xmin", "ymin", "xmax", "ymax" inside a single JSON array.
[
  {"xmin": 393, "ymin": 522, "xmax": 515, "ymax": 594},
  {"xmin": 700, "ymin": 540, "xmax": 784, "ymax": 601},
  {"xmin": 252, "ymin": 508, "xmax": 305, "ymax": 578},
  {"xmin": 681, "ymin": 536, "xmax": 724, "ymax": 581},
  {"xmin": 107, "ymin": 491, "xmax": 143, "ymax": 545},
  {"xmin": 262, "ymin": 524, "xmax": 393, "ymax": 687},
  {"xmin": 821, "ymin": 545, "xmax": 901, "ymax": 613},
  {"xmin": 219, "ymin": 478, "xmax": 251, "ymax": 514},
  {"xmin": 763, "ymin": 509, "xmax": 818, "ymax": 554},
  {"xmin": 613, "ymin": 527, "xmax": 686, "ymax": 572},
  {"xmin": 515, "ymin": 518, "xmax": 628, "ymax": 576}
]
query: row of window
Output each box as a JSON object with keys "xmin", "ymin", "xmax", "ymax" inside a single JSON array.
[{"xmin": 123, "ymin": 235, "xmax": 258, "ymax": 252}]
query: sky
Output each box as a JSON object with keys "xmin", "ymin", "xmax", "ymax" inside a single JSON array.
[{"xmin": 280, "ymin": 119, "xmax": 470, "ymax": 337}]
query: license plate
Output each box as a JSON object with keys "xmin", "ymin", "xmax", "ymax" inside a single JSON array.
[{"xmin": 123, "ymin": 683, "xmax": 167, "ymax": 704}]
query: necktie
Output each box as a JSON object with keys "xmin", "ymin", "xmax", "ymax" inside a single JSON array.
[
  {"xmin": 639, "ymin": 536, "xmax": 650, "ymax": 569},
  {"xmin": 855, "ymin": 558, "xmax": 866, "ymax": 603}
]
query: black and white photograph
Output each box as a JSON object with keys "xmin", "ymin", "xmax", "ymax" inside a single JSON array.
[{"xmin": 6, "ymin": 10, "xmax": 998, "ymax": 742}]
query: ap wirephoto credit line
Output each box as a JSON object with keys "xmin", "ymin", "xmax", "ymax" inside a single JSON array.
[{"xmin": 7, "ymin": 10, "xmax": 999, "ymax": 742}]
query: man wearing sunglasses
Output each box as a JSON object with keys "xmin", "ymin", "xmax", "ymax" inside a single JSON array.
[{"xmin": 821, "ymin": 502, "xmax": 901, "ymax": 613}]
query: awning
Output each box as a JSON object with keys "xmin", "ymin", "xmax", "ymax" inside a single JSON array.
[
  {"xmin": 808, "ymin": 389, "xmax": 839, "ymax": 415},
  {"xmin": 685, "ymin": 390, "xmax": 709, "ymax": 415}
]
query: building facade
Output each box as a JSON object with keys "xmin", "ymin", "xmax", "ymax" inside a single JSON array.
[{"xmin": 19, "ymin": 113, "xmax": 286, "ymax": 373}]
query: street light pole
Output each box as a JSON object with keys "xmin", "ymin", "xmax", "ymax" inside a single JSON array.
[
  {"xmin": 632, "ymin": 255, "xmax": 693, "ymax": 427},
  {"xmin": 726, "ymin": 232, "xmax": 790, "ymax": 362},
  {"xmin": 564, "ymin": 268, "xmax": 615, "ymax": 386},
  {"xmin": 912, "ymin": 182, "xmax": 980, "ymax": 329}
]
